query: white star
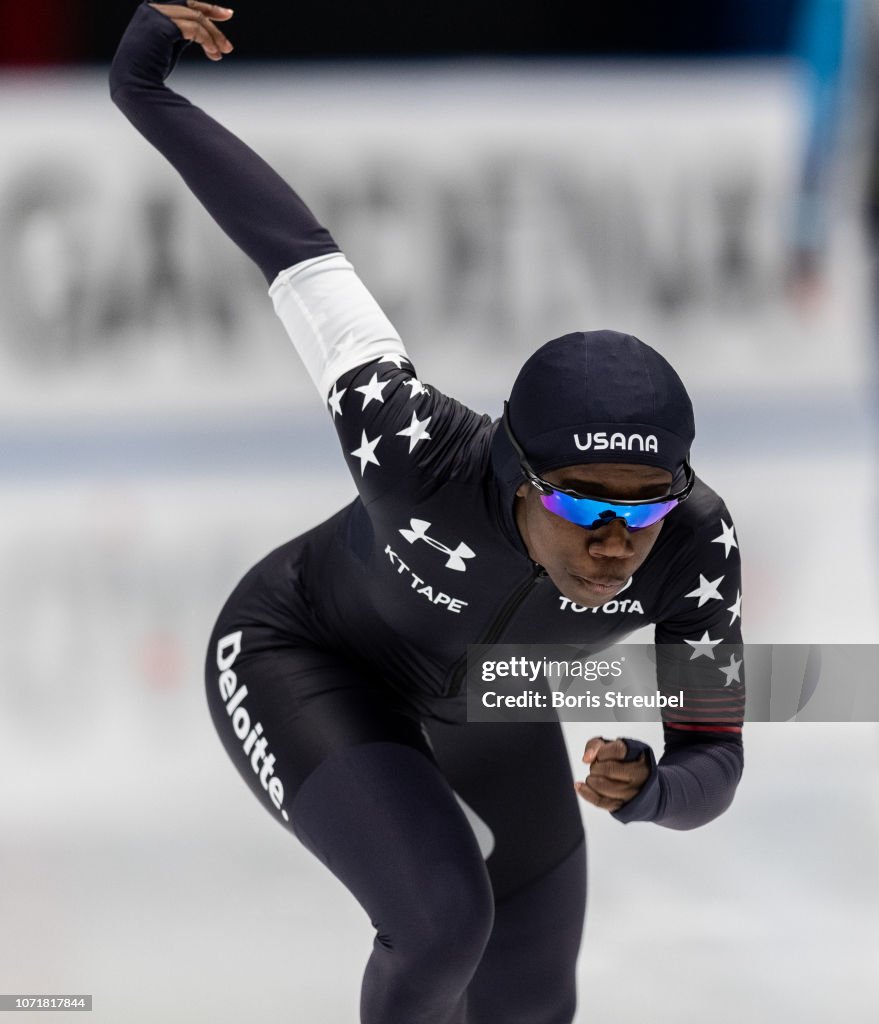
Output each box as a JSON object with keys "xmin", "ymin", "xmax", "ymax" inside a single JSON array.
[
  {"xmin": 327, "ymin": 382, "xmax": 346, "ymax": 419},
  {"xmin": 350, "ymin": 430, "xmax": 382, "ymax": 475},
  {"xmin": 396, "ymin": 412, "xmax": 432, "ymax": 453},
  {"xmin": 404, "ymin": 377, "xmax": 430, "ymax": 398},
  {"xmin": 719, "ymin": 653, "xmax": 742, "ymax": 687},
  {"xmin": 712, "ymin": 519, "xmax": 738, "ymax": 559},
  {"xmin": 378, "ymin": 352, "xmax": 409, "ymax": 369},
  {"xmin": 685, "ymin": 573, "xmax": 725, "ymax": 607},
  {"xmin": 727, "ymin": 589, "xmax": 742, "ymax": 626},
  {"xmin": 684, "ymin": 631, "xmax": 722, "ymax": 661},
  {"xmin": 354, "ymin": 373, "xmax": 389, "ymax": 410}
]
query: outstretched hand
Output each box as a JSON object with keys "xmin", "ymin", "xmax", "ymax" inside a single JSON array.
[
  {"xmin": 148, "ymin": 1, "xmax": 235, "ymax": 61},
  {"xmin": 574, "ymin": 737, "xmax": 650, "ymax": 812}
]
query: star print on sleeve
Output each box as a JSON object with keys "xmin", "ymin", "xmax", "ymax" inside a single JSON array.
[
  {"xmin": 354, "ymin": 372, "xmax": 389, "ymax": 410},
  {"xmin": 683, "ymin": 631, "xmax": 722, "ymax": 660},
  {"xmin": 719, "ymin": 653, "xmax": 742, "ymax": 687},
  {"xmin": 403, "ymin": 377, "xmax": 431, "ymax": 399},
  {"xmin": 327, "ymin": 382, "xmax": 346, "ymax": 419},
  {"xmin": 654, "ymin": 500, "xmax": 744, "ymax": 738},
  {"xmin": 727, "ymin": 589, "xmax": 742, "ymax": 625},
  {"xmin": 711, "ymin": 519, "xmax": 738, "ymax": 559},
  {"xmin": 684, "ymin": 574, "xmax": 725, "ymax": 607},
  {"xmin": 396, "ymin": 412, "xmax": 432, "ymax": 453},
  {"xmin": 378, "ymin": 353, "xmax": 411, "ymax": 369},
  {"xmin": 327, "ymin": 356, "xmax": 489, "ymax": 499},
  {"xmin": 350, "ymin": 430, "xmax": 382, "ymax": 475}
]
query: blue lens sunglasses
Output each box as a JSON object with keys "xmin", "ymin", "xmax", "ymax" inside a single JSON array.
[{"xmin": 502, "ymin": 402, "xmax": 694, "ymax": 531}]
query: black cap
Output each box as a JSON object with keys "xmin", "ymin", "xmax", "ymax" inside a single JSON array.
[{"xmin": 491, "ymin": 330, "xmax": 695, "ymax": 487}]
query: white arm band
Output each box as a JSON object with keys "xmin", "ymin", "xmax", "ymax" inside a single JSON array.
[{"xmin": 269, "ymin": 252, "xmax": 409, "ymax": 399}]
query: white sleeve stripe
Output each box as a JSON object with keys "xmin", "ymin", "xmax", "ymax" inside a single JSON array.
[{"xmin": 268, "ymin": 252, "xmax": 409, "ymax": 400}]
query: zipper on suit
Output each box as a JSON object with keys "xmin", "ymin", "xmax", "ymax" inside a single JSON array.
[{"xmin": 447, "ymin": 562, "xmax": 548, "ymax": 696}]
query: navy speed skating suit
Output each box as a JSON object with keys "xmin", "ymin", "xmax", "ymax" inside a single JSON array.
[{"xmin": 110, "ymin": 6, "xmax": 744, "ymax": 1023}]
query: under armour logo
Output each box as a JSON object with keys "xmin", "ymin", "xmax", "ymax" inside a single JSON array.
[{"xmin": 398, "ymin": 519, "xmax": 476, "ymax": 572}]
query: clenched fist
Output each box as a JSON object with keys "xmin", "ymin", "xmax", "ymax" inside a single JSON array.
[
  {"xmin": 148, "ymin": 1, "xmax": 235, "ymax": 61},
  {"xmin": 574, "ymin": 737, "xmax": 650, "ymax": 812}
]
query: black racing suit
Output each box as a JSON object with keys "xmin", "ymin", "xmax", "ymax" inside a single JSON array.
[{"xmin": 110, "ymin": 7, "xmax": 745, "ymax": 1022}]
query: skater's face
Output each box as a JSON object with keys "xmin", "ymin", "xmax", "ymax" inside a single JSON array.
[{"xmin": 514, "ymin": 462, "xmax": 673, "ymax": 607}]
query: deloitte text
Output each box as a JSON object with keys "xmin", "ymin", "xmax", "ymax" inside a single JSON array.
[{"xmin": 216, "ymin": 631, "xmax": 290, "ymax": 823}]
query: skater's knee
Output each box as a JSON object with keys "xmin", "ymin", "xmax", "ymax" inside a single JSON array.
[{"xmin": 387, "ymin": 862, "xmax": 494, "ymax": 972}]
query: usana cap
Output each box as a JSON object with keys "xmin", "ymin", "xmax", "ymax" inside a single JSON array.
[{"xmin": 492, "ymin": 329, "xmax": 695, "ymax": 484}]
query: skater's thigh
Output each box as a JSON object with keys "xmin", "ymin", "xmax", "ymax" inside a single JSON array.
[
  {"xmin": 423, "ymin": 720, "xmax": 585, "ymax": 899},
  {"xmin": 205, "ymin": 540, "xmax": 431, "ymax": 832}
]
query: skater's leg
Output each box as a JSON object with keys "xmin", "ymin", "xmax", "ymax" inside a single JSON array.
[
  {"xmin": 460, "ymin": 839, "xmax": 585, "ymax": 1024},
  {"xmin": 291, "ymin": 742, "xmax": 495, "ymax": 1024},
  {"xmin": 205, "ymin": 551, "xmax": 494, "ymax": 1024},
  {"xmin": 426, "ymin": 720, "xmax": 586, "ymax": 1024}
]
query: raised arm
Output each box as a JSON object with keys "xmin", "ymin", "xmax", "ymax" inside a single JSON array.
[
  {"xmin": 110, "ymin": 0, "xmax": 410, "ymax": 404},
  {"xmin": 109, "ymin": 1, "xmax": 339, "ymax": 284}
]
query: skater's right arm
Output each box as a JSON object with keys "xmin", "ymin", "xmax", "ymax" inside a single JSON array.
[
  {"xmin": 109, "ymin": 1, "xmax": 339, "ymax": 284},
  {"xmin": 110, "ymin": 2, "xmax": 481, "ymax": 498},
  {"xmin": 111, "ymin": 1, "xmax": 412, "ymax": 406}
]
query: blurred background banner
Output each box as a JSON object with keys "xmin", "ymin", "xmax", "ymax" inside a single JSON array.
[
  {"xmin": 2, "ymin": 63, "xmax": 850, "ymax": 417},
  {"xmin": 0, "ymin": 62, "xmax": 867, "ymax": 420},
  {"xmin": 2, "ymin": 2, "xmax": 878, "ymax": 1023}
]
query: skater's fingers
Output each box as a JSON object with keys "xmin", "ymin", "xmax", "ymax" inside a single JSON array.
[
  {"xmin": 587, "ymin": 755, "xmax": 647, "ymax": 786},
  {"xmin": 148, "ymin": 3, "xmax": 234, "ymax": 60},
  {"xmin": 574, "ymin": 779, "xmax": 623, "ymax": 812},
  {"xmin": 185, "ymin": 1, "xmax": 235, "ymax": 18},
  {"xmin": 581, "ymin": 736, "xmax": 608, "ymax": 765},
  {"xmin": 592, "ymin": 738, "xmax": 629, "ymax": 763}
]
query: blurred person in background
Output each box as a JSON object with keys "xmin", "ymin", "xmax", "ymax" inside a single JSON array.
[
  {"xmin": 110, "ymin": 3, "xmax": 745, "ymax": 1021},
  {"xmin": 789, "ymin": 0, "xmax": 879, "ymax": 318}
]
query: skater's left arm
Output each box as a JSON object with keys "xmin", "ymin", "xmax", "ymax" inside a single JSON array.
[{"xmin": 576, "ymin": 509, "xmax": 745, "ymax": 830}]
